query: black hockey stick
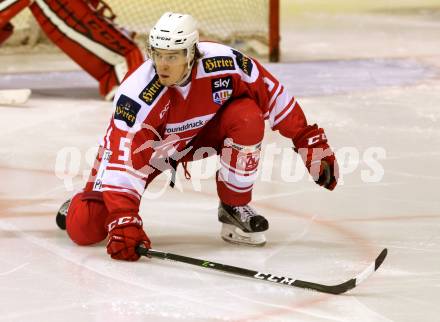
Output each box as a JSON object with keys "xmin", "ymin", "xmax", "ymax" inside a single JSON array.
[{"xmin": 136, "ymin": 246, "xmax": 387, "ymax": 295}]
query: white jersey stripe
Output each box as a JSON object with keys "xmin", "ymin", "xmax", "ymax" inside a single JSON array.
[
  {"xmin": 269, "ymin": 87, "xmax": 295, "ymax": 127},
  {"xmin": 219, "ymin": 172, "xmax": 254, "ymax": 193},
  {"xmin": 219, "ymin": 165, "xmax": 258, "ymax": 188},
  {"xmin": 107, "ymin": 163, "xmax": 150, "ymax": 179},
  {"xmin": 272, "ymin": 99, "xmax": 296, "ymax": 128},
  {"xmin": 220, "ymin": 159, "xmax": 258, "ymax": 176},
  {"xmin": 102, "ymin": 169, "xmax": 146, "ymax": 196},
  {"xmin": 223, "ymin": 182, "xmax": 253, "ymax": 193},
  {"xmin": 269, "ymin": 86, "xmax": 284, "ymax": 114},
  {"xmin": 0, "ymin": 0, "xmax": 20, "ymax": 11},
  {"xmin": 274, "ymin": 98, "xmax": 296, "ymax": 123},
  {"xmin": 268, "ymin": 84, "xmax": 282, "ymax": 110}
]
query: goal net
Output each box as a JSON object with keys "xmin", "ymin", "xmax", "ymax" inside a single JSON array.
[{"xmin": 3, "ymin": 0, "xmax": 279, "ymax": 61}]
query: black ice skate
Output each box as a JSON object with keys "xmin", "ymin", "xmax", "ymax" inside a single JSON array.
[
  {"xmin": 218, "ymin": 202, "xmax": 269, "ymax": 246},
  {"xmin": 56, "ymin": 199, "xmax": 71, "ymax": 230}
]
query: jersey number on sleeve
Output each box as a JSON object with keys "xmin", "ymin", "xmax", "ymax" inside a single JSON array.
[{"xmin": 118, "ymin": 137, "xmax": 131, "ymax": 161}]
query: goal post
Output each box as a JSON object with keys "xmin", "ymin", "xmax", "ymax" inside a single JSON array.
[{"xmin": 269, "ymin": 0, "xmax": 280, "ymax": 62}]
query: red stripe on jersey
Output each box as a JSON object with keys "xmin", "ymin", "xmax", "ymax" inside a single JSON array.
[
  {"xmin": 103, "ymin": 122, "xmax": 113, "ymax": 149},
  {"xmin": 223, "ymin": 180, "xmax": 253, "ymax": 192}
]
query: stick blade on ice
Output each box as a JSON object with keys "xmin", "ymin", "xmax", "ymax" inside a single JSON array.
[{"xmin": 0, "ymin": 89, "xmax": 32, "ymax": 106}]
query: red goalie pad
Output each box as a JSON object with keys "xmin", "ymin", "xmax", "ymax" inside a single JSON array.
[
  {"xmin": 0, "ymin": 0, "xmax": 30, "ymax": 29},
  {"xmin": 0, "ymin": 22, "xmax": 13, "ymax": 44},
  {"xmin": 0, "ymin": 0, "xmax": 30, "ymax": 44},
  {"xmin": 29, "ymin": 0, "xmax": 143, "ymax": 99}
]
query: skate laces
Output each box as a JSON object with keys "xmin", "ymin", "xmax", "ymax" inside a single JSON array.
[{"xmin": 233, "ymin": 205, "xmax": 256, "ymax": 223}]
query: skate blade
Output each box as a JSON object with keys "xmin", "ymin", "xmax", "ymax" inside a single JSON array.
[{"xmin": 221, "ymin": 224, "xmax": 266, "ymax": 247}]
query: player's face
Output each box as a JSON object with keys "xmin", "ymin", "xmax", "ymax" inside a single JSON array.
[{"xmin": 151, "ymin": 48, "xmax": 188, "ymax": 86}]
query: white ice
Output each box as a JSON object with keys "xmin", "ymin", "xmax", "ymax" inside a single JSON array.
[{"xmin": 1, "ymin": 6, "xmax": 440, "ymax": 322}]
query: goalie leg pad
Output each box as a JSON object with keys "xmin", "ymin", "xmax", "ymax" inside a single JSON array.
[
  {"xmin": 0, "ymin": 0, "xmax": 30, "ymax": 44},
  {"xmin": 0, "ymin": 22, "xmax": 13, "ymax": 45},
  {"xmin": 29, "ymin": 0, "xmax": 143, "ymax": 98},
  {"xmin": 0, "ymin": 0, "xmax": 30, "ymax": 29}
]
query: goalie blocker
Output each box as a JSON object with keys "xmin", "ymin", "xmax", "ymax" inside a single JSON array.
[{"xmin": 29, "ymin": 0, "xmax": 144, "ymax": 99}]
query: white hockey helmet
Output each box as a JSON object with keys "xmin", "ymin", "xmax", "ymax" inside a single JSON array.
[{"xmin": 149, "ymin": 12, "xmax": 199, "ymax": 51}]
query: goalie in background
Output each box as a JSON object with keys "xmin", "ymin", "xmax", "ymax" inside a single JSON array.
[
  {"xmin": 0, "ymin": 0, "xmax": 33, "ymax": 105},
  {"xmin": 56, "ymin": 12, "xmax": 339, "ymax": 261},
  {"xmin": 0, "ymin": 0, "xmax": 144, "ymax": 100}
]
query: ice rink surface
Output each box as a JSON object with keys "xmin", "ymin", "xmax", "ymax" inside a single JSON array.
[{"xmin": 1, "ymin": 3, "xmax": 440, "ymax": 322}]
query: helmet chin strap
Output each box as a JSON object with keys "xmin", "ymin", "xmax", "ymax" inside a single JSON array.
[
  {"xmin": 173, "ymin": 47, "xmax": 195, "ymax": 87},
  {"xmin": 173, "ymin": 65, "xmax": 192, "ymax": 87}
]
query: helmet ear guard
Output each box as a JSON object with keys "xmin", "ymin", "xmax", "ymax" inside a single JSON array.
[{"xmin": 185, "ymin": 45, "xmax": 196, "ymax": 68}]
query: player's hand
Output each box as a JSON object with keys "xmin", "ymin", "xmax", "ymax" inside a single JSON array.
[
  {"xmin": 316, "ymin": 158, "xmax": 338, "ymax": 190},
  {"xmin": 293, "ymin": 124, "xmax": 339, "ymax": 191},
  {"xmin": 106, "ymin": 214, "xmax": 151, "ymax": 261}
]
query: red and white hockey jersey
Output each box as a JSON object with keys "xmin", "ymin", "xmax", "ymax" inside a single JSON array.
[{"xmin": 85, "ymin": 42, "xmax": 308, "ymax": 215}]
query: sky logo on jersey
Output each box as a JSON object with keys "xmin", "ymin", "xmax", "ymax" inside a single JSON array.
[
  {"xmin": 232, "ymin": 49, "xmax": 253, "ymax": 77},
  {"xmin": 139, "ymin": 74, "xmax": 164, "ymax": 106},
  {"xmin": 202, "ymin": 56, "xmax": 235, "ymax": 73},
  {"xmin": 114, "ymin": 94, "xmax": 141, "ymax": 127},
  {"xmin": 211, "ymin": 76, "xmax": 233, "ymax": 105}
]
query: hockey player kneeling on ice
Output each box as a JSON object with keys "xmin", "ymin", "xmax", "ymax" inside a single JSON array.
[{"xmin": 56, "ymin": 12, "xmax": 339, "ymax": 260}]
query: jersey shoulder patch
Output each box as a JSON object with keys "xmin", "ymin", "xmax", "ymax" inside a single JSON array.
[
  {"xmin": 231, "ymin": 49, "xmax": 254, "ymax": 77},
  {"xmin": 138, "ymin": 74, "xmax": 164, "ymax": 106},
  {"xmin": 196, "ymin": 42, "xmax": 259, "ymax": 81},
  {"xmin": 114, "ymin": 94, "xmax": 141, "ymax": 127},
  {"xmin": 202, "ymin": 56, "xmax": 235, "ymax": 73}
]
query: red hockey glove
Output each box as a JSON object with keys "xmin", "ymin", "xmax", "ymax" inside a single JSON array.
[
  {"xmin": 106, "ymin": 214, "xmax": 151, "ymax": 261},
  {"xmin": 293, "ymin": 124, "xmax": 339, "ymax": 191}
]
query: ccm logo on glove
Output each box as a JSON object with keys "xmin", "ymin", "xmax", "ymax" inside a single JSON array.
[
  {"xmin": 293, "ymin": 124, "xmax": 339, "ymax": 191},
  {"xmin": 105, "ymin": 214, "xmax": 151, "ymax": 261},
  {"xmin": 307, "ymin": 133, "xmax": 327, "ymax": 146},
  {"xmin": 107, "ymin": 216, "xmax": 143, "ymax": 231}
]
